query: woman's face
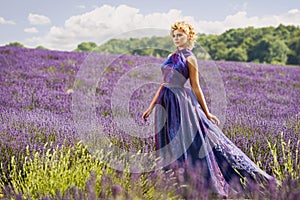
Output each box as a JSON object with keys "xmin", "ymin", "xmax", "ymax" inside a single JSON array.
[{"xmin": 172, "ymin": 29, "xmax": 189, "ymax": 49}]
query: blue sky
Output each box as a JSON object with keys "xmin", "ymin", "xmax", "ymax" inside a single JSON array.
[{"xmin": 1, "ymin": 0, "xmax": 299, "ymax": 50}]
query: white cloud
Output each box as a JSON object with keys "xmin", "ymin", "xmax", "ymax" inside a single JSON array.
[
  {"xmin": 24, "ymin": 27, "xmax": 39, "ymax": 33},
  {"xmin": 25, "ymin": 5, "xmax": 193, "ymax": 50},
  {"xmin": 0, "ymin": 17, "xmax": 15, "ymax": 25},
  {"xmin": 199, "ymin": 8, "xmax": 300, "ymax": 34},
  {"xmin": 24, "ymin": 5, "xmax": 300, "ymax": 51},
  {"xmin": 76, "ymin": 5, "xmax": 86, "ymax": 9},
  {"xmin": 28, "ymin": 13, "xmax": 51, "ymax": 25}
]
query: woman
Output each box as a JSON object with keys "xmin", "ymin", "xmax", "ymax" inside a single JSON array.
[{"xmin": 142, "ymin": 21, "xmax": 275, "ymax": 197}]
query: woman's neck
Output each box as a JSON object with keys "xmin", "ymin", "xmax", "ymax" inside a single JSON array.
[
  {"xmin": 177, "ymin": 46, "xmax": 188, "ymax": 51},
  {"xmin": 177, "ymin": 46, "xmax": 189, "ymax": 51}
]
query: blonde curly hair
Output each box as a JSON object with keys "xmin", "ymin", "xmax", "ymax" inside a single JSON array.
[{"xmin": 170, "ymin": 21, "xmax": 197, "ymax": 49}]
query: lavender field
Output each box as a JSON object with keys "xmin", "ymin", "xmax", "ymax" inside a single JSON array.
[{"xmin": 0, "ymin": 46, "xmax": 299, "ymax": 199}]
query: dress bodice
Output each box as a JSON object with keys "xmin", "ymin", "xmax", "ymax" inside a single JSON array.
[{"xmin": 161, "ymin": 48, "xmax": 193, "ymax": 87}]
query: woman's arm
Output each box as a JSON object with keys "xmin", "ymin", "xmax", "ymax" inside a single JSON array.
[
  {"xmin": 187, "ymin": 56, "xmax": 220, "ymax": 125},
  {"xmin": 142, "ymin": 53, "xmax": 173, "ymax": 121},
  {"xmin": 142, "ymin": 85, "xmax": 163, "ymax": 121}
]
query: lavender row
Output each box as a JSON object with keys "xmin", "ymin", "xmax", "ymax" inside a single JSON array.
[{"xmin": 0, "ymin": 46, "xmax": 299, "ymax": 174}]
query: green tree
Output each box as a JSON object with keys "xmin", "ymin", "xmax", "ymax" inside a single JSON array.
[
  {"xmin": 287, "ymin": 30, "xmax": 300, "ymax": 65},
  {"xmin": 6, "ymin": 42, "xmax": 24, "ymax": 47},
  {"xmin": 227, "ymin": 47, "xmax": 248, "ymax": 62},
  {"xmin": 248, "ymin": 37, "xmax": 272, "ymax": 63},
  {"xmin": 208, "ymin": 41, "xmax": 228, "ymax": 60},
  {"xmin": 267, "ymin": 40, "xmax": 290, "ymax": 64},
  {"xmin": 36, "ymin": 45, "xmax": 48, "ymax": 50},
  {"xmin": 274, "ymin": 24, "xmax": 291, "ymax": 40},
  {"xmin": 221, "ymin": 28, "xmax": 245, "ymax": 48},
  {"xmin": 76, "ymin": 42, "xmax": 97, "ymax": 52}
]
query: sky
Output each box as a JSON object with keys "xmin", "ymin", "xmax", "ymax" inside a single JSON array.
[{"xmin": 0, "ymin": 0, "xmax": 299, "ymax": 51}]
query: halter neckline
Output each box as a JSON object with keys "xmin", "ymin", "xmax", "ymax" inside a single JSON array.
[
  {"xmin": 177, "ymin": 48, "xmax": 191, "ymax": 53},
  {"xmin": 176, "ymin": 48, "xmax": 192, "ymax": 58}
]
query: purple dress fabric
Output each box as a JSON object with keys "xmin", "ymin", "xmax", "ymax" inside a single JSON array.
[{"xmin": 154, "ymin": 48, "xmax": 275, "ymax": 196}]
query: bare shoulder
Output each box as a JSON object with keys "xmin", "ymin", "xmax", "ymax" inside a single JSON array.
[{"xmin": 186, "ymin": 55, "xmax": 198, "ymax": 66}]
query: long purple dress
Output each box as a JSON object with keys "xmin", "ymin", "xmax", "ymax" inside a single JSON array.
[{"xmin": 154, "ymin": 48, "xmax": 275, "ymax": 196}]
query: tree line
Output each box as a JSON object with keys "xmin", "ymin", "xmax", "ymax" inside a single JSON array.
[
  {"xmin": 75, "ymin": 24, "xmax": 300, "ymax": 65},
  {"xmin": 6, "ymin": 24, "xmax": 300, "ymax": 65}
]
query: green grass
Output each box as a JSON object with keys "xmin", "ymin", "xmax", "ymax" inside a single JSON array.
[{"xmin": 0, "ymin": 142, "xmax": 179, "ymax": 199}]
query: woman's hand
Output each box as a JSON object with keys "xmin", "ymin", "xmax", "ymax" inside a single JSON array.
[
  {"xmin": 206, "ymin": 113, "xmax": 220, "ymax": 126},
  {"xmin": 142, "ymin": 107, "xmax": 153, "ymax": 121}
]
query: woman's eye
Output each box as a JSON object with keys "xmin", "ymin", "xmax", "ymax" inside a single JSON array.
[{"xmin": 173, "ymin": 34, "xmax": 183, "ymax": 38}]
